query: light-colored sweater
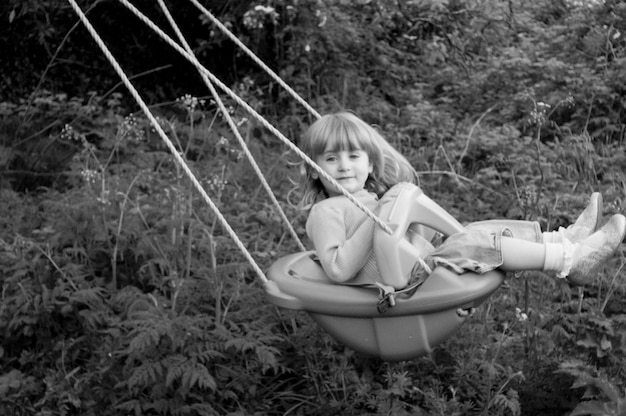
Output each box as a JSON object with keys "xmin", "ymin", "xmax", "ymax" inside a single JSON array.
[{"xmin": 305, "ymin": 190, "xmax": 381, "ymax": 284}]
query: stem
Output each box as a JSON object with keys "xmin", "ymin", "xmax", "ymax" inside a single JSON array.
[
  {"xmin": 534, "ymin": 127, "xmax": 544, "ymax": 209},
  {"xmin": 601, "ymin": 260, "xmax": 625, "ymax": 313},
  {"xmin": 111, "ymin": 173, "xmax": 143, "ymax": 291},
  {"xmin": 36, "ymin": 244, "xmax": 78, "ymax": 292},
  {"xmin": 457, "ymin": 104, "xmax": 496, "ymax": 173}
]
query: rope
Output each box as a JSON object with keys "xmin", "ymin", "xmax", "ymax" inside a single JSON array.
[
  {"xmin": 67, "ymin": 0, "xmax": 269, "ymax": 284},
  {"xmin": 188, "ymin": 0, "xmax": 321, "ymax": 120},
  {"xmin": 156, "ymin": 0, "xmax": 306, "ymax": 252},
  {"xmin": 115, "ymin": 0, "xmax": 394, "ymax": 235}
]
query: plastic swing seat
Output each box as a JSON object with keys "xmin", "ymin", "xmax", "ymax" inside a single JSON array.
[{"xmin": 265, "ymin": 184, "xmax": 504, "ymax": 361}]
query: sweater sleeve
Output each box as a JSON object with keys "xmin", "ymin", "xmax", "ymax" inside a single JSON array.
[{"xmin": 306, "ymin": 202, "xmax": 375, "ymax": 282}]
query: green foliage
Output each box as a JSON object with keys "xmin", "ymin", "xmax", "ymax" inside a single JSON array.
[
  {"xmin": 0, "ymin": 92, "xmax": 297, "ymax": 415},
  {"xmin": 559, "ymin": 361, "xmax": 626, "ymax": 416}
]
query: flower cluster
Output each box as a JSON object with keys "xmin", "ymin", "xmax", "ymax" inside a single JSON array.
[
  {"xmin": 205, "ymin": 174, "xmax": 228, "ymax": 194},
  {"xmin": 61, "ymin": 124, "xmax": 81, "ymax": 142},
  {"xmin": 243, "ymin": 5, "xmax": 279, "ymax": 30},
  {"xmin": 515, "ymin": 307, "xmax": 528, "ymax": 322},
  {"xmin": 216, "ymin": 136, "xmax": 244, "ymax": 162},
  {"xmin": 177, "ymin": 94, "xmax": 205, "ymax": 113},
  {"xmin": 528, "ymin": 101, "xmax": 551, "ymax": 126},
  {"xmin": 216, "ymin": 105, "xmax": 235, "ymax": 118},
  {"xmin": 80, "ymin": 168, "xmax": 100, "ymax": 184},
  {"xmin": 117, "ymin": 114, "xmax": 145, "ymax": 142},
  {"xmin": 519, "ymin": 185, "xmax": 537, "ymax": 212}
]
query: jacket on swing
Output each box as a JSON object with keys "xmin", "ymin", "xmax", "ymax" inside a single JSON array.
[{"xmin": 305, "ymin": 186, "xmax": 436, "ymax": 285}]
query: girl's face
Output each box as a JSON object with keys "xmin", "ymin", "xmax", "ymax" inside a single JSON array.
[{"xmin": 314, "ymin": 147, "xmax": 373, "ymax": 196}]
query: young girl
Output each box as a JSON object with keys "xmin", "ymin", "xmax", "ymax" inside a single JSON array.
[{"xmin": 296, "ymin": 111, "xmax": 626, "ymax": 287}]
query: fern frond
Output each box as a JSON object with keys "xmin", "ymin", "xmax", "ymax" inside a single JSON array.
[
  {"xmin": 180, "ymin": 362, "xmax": 216, "ymax": 392},
  {"xmin": 492, "ymin": 390, "xmax": 521, "ymax": 416},
  {"xmin": 164, "ymin": 355, "xmax": 187, "ymax": 389},
  {"xmin": 126, "ymin": 360, "xmax": 164, "ymax": 394}
]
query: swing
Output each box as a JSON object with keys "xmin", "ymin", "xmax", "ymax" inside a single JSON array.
[
  {"xmin": 70, "ymin": 0, "xmax": 504, "ymax": 362},
  {"xmin": 265, "ymin": 184, "xmax": 504, "ymax": 361}
]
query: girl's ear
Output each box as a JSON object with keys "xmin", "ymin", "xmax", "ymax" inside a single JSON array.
[{"xmin": 368, "ymin": 162, "xmax": 374, "ymax": 173}]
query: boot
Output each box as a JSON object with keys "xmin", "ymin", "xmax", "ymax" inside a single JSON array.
[
  {"xmin": 562, "ymin": 214, "xmax": 626, "ymax": 286},
  {"xmin": 545, "ymin": 192, "xmax": 603, "ymax": 243}
]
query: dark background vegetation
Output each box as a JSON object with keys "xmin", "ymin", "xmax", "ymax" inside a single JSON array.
[{"xmin": 1, "ymin": 0, "xmax": 626, "ymax": 415}]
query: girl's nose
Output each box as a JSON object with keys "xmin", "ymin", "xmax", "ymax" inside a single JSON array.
[{"xmin": 338, "ymin": 155, "xmax": 350, "ymax": 170}]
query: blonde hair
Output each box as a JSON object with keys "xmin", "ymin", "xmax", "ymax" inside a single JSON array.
[{"xmin": 295, "ymin": 112, "xmax": 418, "ymax": 208}]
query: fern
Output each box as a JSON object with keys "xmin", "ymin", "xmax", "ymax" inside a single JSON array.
[
  {"xmin": 164, "ymin": 354, "xmax": 187, "ymax": 390},
  {"xmin": 180, "ymin": 362, "xmax": 216, "ymax": 392},
  {"xmin": 492, "ymin": 389, "xmax": 521, "ymax": 416},
  {"xmin": 126, "ymin": 323, "xmax": 162, "ymax": 356},
  {"xmin": 123, "ymin": 360, "xmax": 164, "ymax": 395},
  {"xmin": 559, "ymin": 361, "xmax": 626, "ymax": 416},
  {"xmin": 569, "ymin": 401, "xmax": 620, "ymax": 416}
]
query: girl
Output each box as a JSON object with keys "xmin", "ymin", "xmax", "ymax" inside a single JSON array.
[{"xmin": 296, "ymin": 112, "xmax": 626, "ymax": 287}]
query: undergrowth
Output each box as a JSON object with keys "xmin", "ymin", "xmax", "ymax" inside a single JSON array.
[{"xmin": 1, "ymin": 84, "xmax": 625, "ymax": 416}]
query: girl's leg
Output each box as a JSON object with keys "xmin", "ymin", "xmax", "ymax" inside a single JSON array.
[
  {"xmin": 500, "ymin": 214, "xmax": 626, "ymax": 284},
  {"xmin": 499, "ymin": 237, "xmax": 574, "ymax": 272},
  {"xmin": 428, "ymin": 214, "xmax": 625, "ymax": 285},
  {"xmin": 500, "ymin": 237, "xmax": 546, "ymax": 271},
  {"xmin": 466, "ymin": 192, "xmax": 603, "ymax": 244}
]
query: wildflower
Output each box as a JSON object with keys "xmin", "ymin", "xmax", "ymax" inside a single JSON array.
[
  {"xmin": 205, "ymin": 175, "xmax": 227, "ymax": 193},
  {"xmin": 520, "ymin": 186, "xmax": 537, "ymax": 209},
  {"xmin": 96, "ymin": 189, "xmax": 111, "ymax": 205},
  {"xmin": 243, "ymin": 5, "xmax": 279, "ymax": 30},
  {"xmin": 217, "ymin": 136, "xmax": 229, "ymax": 147},
  {"xmin": 177, "ymin": 94, "xmax": 205, "ymax": 113},
  {"xmin": 118, "ymin": 114, "xmax": 145, "ymax": 142},
  {"xmin": 515, "ymin": 307, "xmax": 528, "ymax": 322},
  {"xmin": 230, "ymin": 149, "xmax": 244, "ymax": 162},
  {"xmin": 81, "ymin": 169, "xmax": 99, "ymax": 184},
  {"xmin": 217, "ymin": 105, "xmax": 235, "ymax": 118},
  {"xmin": 61, "ymin": 124, "xmax": 77, "ymax": 141}
]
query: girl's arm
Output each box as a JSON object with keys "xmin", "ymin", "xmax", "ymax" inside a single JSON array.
[{"xmin": 306, "ymin": 203, "xmax": 375, "ymax": 282}]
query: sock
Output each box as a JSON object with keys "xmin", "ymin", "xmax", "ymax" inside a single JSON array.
[
  {"xmin": 543, "ymin": 242, "xmax": 567, "ymax": 276},
  {"xmin": 542, "ymin": 228, "xmax": 565, "ymax": 243}
]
